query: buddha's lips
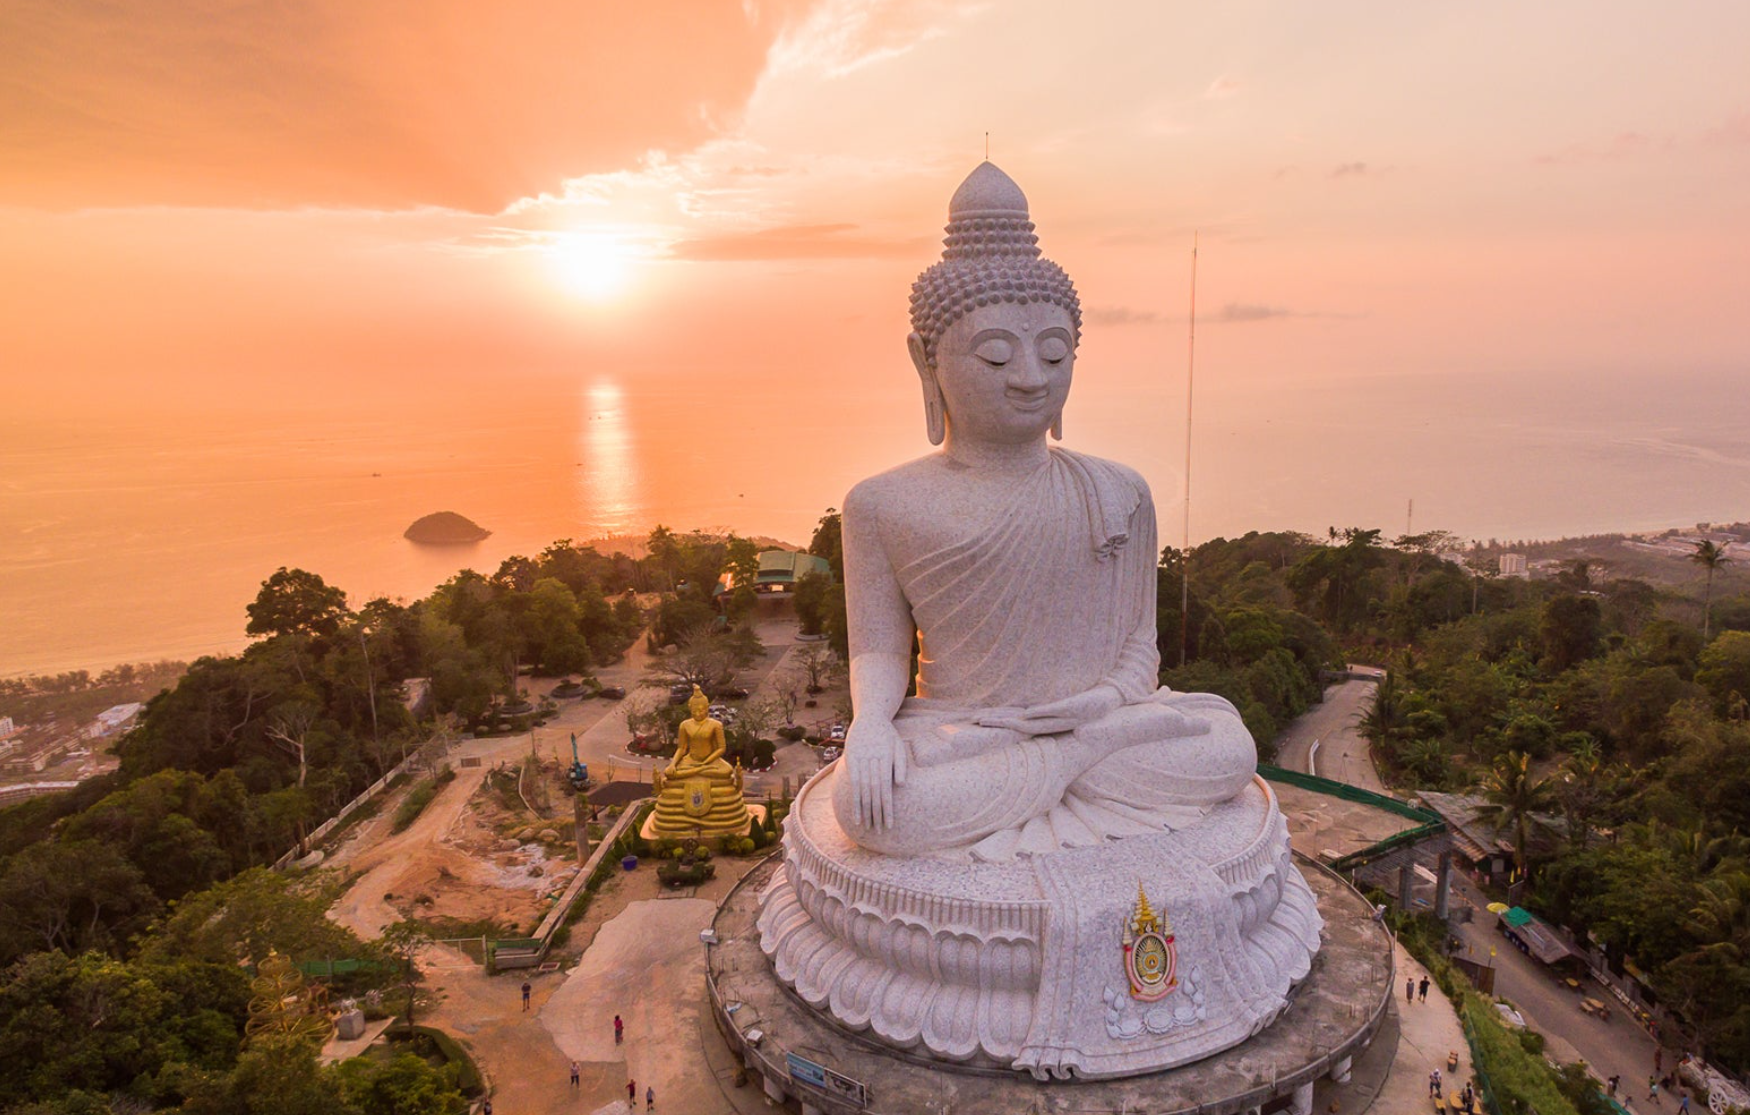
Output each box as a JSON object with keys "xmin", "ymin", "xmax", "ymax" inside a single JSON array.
[{"xmin": 1006, "ymin": 390, "xmax": 1051, "ymax": 410}]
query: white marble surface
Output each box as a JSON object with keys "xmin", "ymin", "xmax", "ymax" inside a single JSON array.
[{"xmin": 755, "ymin": 161, "xmax": 1322, "ymax": 1079}]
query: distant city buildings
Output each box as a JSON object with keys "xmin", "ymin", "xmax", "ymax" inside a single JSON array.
[
  {"xmin": 1498, "ymin": 553, "xmax": 1528, "ymax": 578},
  {"xmin": 0, "ymin": 716, "xmax": 16, "ymax": 740}
]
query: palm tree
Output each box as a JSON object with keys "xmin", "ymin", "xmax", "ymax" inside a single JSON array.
[
  {"xmin": 1474, "ymin": 751, "xmax": 1556, "ymax": 883},
  {"xmin": 1687, "ymin": 869, "xmax": 1750, "ymax": 962},
  {"xmin": 1691, "ymin": 540, "xmax": 1734, "ymax": 640}
]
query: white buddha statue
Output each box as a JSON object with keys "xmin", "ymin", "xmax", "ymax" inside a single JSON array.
[
  {"xmin": 832, "ymin": 160, "xmax": 1255, "ymax": 861},
  {"xmin": 758, "ymin": 164, "xmax": 1321, "ymax": 1080}
]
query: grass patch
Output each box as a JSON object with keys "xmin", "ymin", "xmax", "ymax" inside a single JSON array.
[
  {"xmin": 390, "ymin": 766, "xmax": 454, "ymax": 834},
  {"xmin": 392, "ymin": 779, "xmax": 438, "ymax": 833}
]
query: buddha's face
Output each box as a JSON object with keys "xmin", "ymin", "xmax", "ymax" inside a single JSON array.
[
  {"xmin": 927, "ymin": 301, "xmax": 1075, "ymax": 447},
  {"xmin": 689, "ymin": 695, "xmax": 710, "ymax": 721}
]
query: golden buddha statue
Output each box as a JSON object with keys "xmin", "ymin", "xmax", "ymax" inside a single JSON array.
[{"xmin": 647, "ymin": 686, "xmax": 752, "ymax": 838}]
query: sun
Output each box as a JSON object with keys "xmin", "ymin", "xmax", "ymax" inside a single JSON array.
[{"xmin": 550, "ymin": 233, "xmax": 630, "ymax": 301}]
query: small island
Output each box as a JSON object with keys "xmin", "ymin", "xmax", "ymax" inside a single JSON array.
[{"xmin": 403, "ymin": 511, "xmax": 491, "ymax": 545}]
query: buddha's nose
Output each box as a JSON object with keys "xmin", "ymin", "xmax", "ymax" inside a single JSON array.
[{"xmin": 1009, "ymin": 349, "xmax": 1049, "ymax": 389}]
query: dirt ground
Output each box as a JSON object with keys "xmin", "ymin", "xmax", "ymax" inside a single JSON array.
[{"xmin": 415, "ymin": 851, "xmax": 770, "ymax": 1115}]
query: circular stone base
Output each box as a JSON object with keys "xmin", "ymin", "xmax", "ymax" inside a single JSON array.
[{"xmin": 706, "ymin": 856, "xmax": 1393, "ymax": 1115}]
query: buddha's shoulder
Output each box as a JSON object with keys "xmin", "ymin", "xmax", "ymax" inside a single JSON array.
[
  {"xmin": 843, "ymin": 455, "xmax": 956, "ymax": 520},
  {"xmin": 1053, "ymin": 448, "xmax": 1153, "ymax": 501}
]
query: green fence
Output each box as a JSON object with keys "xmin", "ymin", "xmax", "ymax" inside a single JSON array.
[
  {"xmin": 1257, "ymin": 764, "xmax": 1439, "ymax": 823},
  {"xmin": 1256, "ymin": 764, "xmax": 1446, "ymax": 873},
  {"xmin": 295, "ymin": 958, "xmax": 388, "ymax": 977},
  {"xmin": 1461, "ymin": 1012, "xmax": 1505, "ymax": 1115}
]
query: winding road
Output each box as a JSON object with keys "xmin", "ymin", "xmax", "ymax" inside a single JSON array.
[{"xmin": 1287, "ymin": 668, "xmax": 1662, "ymax": 1103}]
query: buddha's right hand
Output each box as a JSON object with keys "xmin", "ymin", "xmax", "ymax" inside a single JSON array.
[{"xmin": 845, "ymin": 719, "xmax": 908, "ymax": 830}]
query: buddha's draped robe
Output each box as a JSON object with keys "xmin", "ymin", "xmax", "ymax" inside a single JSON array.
[
  {"xmin": 905, "ymin": 448, "xmax": 1157, "ymax": 711},
  {"xmin": 836, "ymin": 448, "xmax": 1255, "ymax": 859}
]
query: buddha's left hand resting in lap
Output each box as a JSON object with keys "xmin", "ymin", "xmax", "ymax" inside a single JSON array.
[{"xmin": 830, "ymin": 163, "xmax": 1256, "ymax": 861}]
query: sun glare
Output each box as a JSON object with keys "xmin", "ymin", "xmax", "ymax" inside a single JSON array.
[{"xmin": 551, "ymin": 233, "xmax": 630, "ymax": 301}]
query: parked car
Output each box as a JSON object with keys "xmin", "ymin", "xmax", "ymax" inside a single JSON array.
[
  {"xmin": 597, "ymin": 685, "xmax": 626, "ymax": 699},
  {"xmin": 828, "ymin": 723, "xmax": 846, "ymax": 742},
  {"xmin": 819, "ymin": 746, "xmax": 842, "ymax": 765}
]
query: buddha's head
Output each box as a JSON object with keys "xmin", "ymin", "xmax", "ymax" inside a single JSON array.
[
  {"xmin": 909, "ymin": 162, "xmax": 1082, "ymax": 446},
  {"xmin": 688, "ymin": 686, "xmax": 710, "ymax": 720}
]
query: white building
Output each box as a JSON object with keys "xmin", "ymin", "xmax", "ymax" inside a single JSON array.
[
  {"xmin": 86, "ymin": 703, "xmax": 143, "ymax": 739},
  {"xmin": 0, "ymin": 716, "xmax": 16, "ymax": 740},
  {"xmin": 1499, "ymin": 553, "xmax": 1528, "ymax": 578}
]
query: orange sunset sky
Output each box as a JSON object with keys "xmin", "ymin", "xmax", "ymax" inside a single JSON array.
[{"xmin": 5, "ymin": 0, "xmax": 1747, "ymax": 411}]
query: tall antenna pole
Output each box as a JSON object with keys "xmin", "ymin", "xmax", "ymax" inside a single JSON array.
[{"xmin": 1180, "ymin": 232, "xmax": 1198, "ymax": 668}]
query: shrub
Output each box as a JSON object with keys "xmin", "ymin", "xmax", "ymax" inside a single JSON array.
[{"xmin": 392, "ymin": 779, "xmax": 439, "ymax": 833}]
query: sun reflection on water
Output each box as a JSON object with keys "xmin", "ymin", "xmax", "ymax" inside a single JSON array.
[{"xmin": 579, "ymin": 382, "xmax": 637, "ymax": 534}]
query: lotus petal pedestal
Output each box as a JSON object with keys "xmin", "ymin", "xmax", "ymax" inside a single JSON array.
[{"xmin": 757, "ymin": 767, "xmax": 1322, "ymax": 1081}]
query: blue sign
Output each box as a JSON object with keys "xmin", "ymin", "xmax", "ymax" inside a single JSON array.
[{"xmin": 785, "ymin": 1052, "xmax": 868, "ymax": 1107}]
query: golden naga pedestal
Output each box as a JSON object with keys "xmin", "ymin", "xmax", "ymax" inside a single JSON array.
[{"xmin": 646, "ymin": 687, "xmax": 753, "ymax": 838}]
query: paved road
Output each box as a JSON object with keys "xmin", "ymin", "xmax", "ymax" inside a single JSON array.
[
  {"xmin": 1273, "ymin": 670, "xmax": 1386, "ymax": 792},
  {"xmin": 1292, "ymin": 669, "xmax": 1669, "ymax": 1104},
  {"xmin": 1445, "ymin": 875, "xmax": 1659, "ymax": 1101}
]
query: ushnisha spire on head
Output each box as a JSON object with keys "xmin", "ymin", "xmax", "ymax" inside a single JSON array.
[{"xmin": 909, "ymin": 161, "xmax": 1082, "ymax": 370}]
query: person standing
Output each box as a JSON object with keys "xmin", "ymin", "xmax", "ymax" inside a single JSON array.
[
  {"xmin": 614, "ymin": 1014, "xmax": 624, "ymax": 1044},
  {"xmin": 627, "ymin": 1079, "xmax": 636, "ymax": 1104},
  {"xmin": 1407, "ymin": 977, "xmax": 1415, "ymax": 1004},
  {"xmin": 521, "ymin": 981, "xmax": 531, "ymax": 1012},
  {"xmin": 1649, "ymin": 1076, "xmax": 1661, "ymax": 1104},
  {"xmin": 569, "ymin": 1061, "xmax": 580, "ymax": 1088},
  {"xmin": 1607, "ymin": 1075, "xmax": 1619, "ymax": 1097},
  {"xmin": 646, "ymin": 1085, "xmax": 655, "ymax": 1111},
  {"xmin": 1679, "ymin": 1093, "xmax": 1691, "ymax": 1113},
  {"xmin": 1418, "ymin": 976, "xmax": 1430, "ymax": 1002}
]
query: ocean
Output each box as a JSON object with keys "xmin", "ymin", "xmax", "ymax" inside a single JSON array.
[{"xmin": 4, "ymin": 366, "xmax": 1746, "ymax": 677}]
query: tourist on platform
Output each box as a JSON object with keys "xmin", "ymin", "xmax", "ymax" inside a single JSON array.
[
  {"xmin": 1418, "ymin": 976, "xmax": 1430, "ymax": 1002},
  {"xmin": 1407, "ymin": 977, "xmax": 1415, "ymax": 1004},
  {"xmin": 646, "ymin": 1084, "xmax": 655, "ymax": 1110},
  {"xmin": 521, "ymin": 981, "xmax": 531, "ymax": 1011},
  {"xmin": 614, "ymin": 1014, "xmax": 624, "ymax": 1044}
]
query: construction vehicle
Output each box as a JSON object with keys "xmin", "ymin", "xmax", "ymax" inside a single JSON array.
[{"xmin": 567, "ymin": 733, "xmax": 590, "ymax": 792}]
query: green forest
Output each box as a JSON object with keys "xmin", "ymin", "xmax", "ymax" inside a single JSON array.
[
  {"xmin": 0, "ymin": 529, "xmax": 770, "ymax": 1115},
  {"xmin": 3, "ymin": 518, "xmax": 1749, "ymax": 1110}
]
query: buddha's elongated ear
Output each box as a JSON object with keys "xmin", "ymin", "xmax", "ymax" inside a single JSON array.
[
  {"xmin": 1050, "ymin": 409, "xmax": 1063, "ymax": 441},
  {"xmin": 908, "ymin": 331, "xmax": 945, "ymax": 446}
]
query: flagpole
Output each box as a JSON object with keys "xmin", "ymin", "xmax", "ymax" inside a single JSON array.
[{"xmin": 1180, "ymin": 233, "xmax": 1197, "ymax": 668}]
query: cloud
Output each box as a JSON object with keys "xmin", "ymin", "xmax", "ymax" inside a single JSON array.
[
  {"xmin": 1086, "ymin": 306, "xmax": 1164, "ymax": 326},
  {"xmin": 1202, "ymin": 77, "xmax": 1242, "ymax": 101},
  {"xmin": 1703, "ymin": 112, "xmax": 1750, "ymax": 148},
  {"xmin": 0, "ymin": 0, "xmax": 812, "ymax": 212},
  {"xmin": 1534, "ymin": 130, "xmax": 1670, "ymax": 166},
  {"xmin": 765, "ymin": 0, "xmax": 973, "ymax": 80},
  {"xmin": 669, "ymin": 222, "xmax": 926, "ymax": 261},
  {"xmin": 1087, "ymin": 302, "xmax": 1329, "ymax": 327},
  {"xmin": 1216, "ymin": 302, "xmax": 1292, "ymax": 323}
]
